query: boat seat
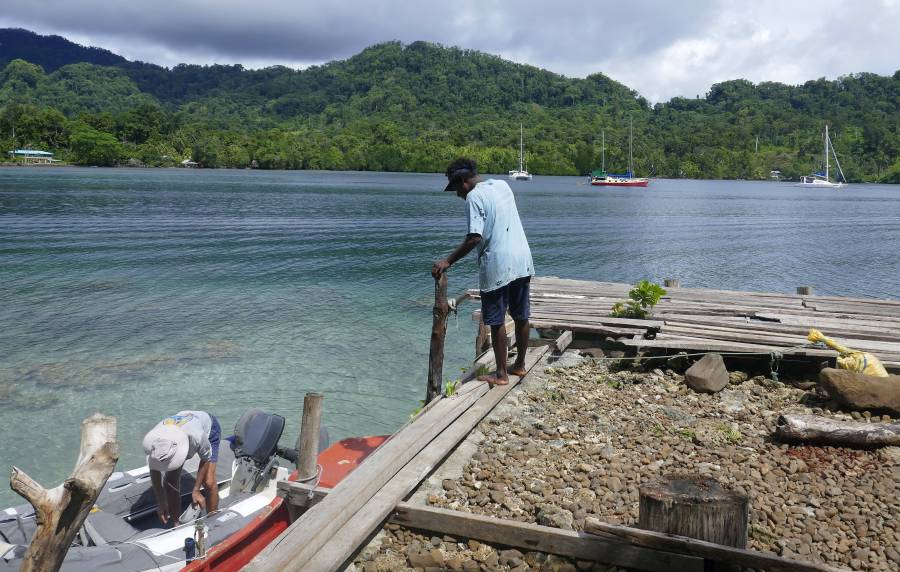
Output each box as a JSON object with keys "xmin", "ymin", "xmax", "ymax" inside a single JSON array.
[{"xmin": 82, "ymin": 510, "xmax": 139, "ymax": 546}]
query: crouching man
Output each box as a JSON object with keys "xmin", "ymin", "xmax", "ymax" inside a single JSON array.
[{"xmin": 142, "ymin": 410, "xmax": 220, "ymax": 527}]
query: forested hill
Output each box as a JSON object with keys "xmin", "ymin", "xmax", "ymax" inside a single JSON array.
[
  {"xmin": 0, "ymin": 29, "xmax": 127, "ymax": 72},
  {"xmin": 1, "ymin": 29, "xmax": 899, "ymax": 182}
]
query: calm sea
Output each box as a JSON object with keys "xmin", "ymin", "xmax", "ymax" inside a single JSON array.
[{"xmin": 1, "ymin": 167, "xmax": 898, "ymax": 506}]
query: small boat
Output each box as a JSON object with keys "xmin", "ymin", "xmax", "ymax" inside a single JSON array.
[
  {"xmin": 590, "ymin": 119, "xmax": 649, "ymax": 187},
  {"xmin": 508, "ymin": 124, "xmax": 532, "ymax": 181},
  {"xmin": 0, "ymin": 409, "xmax": 386, "ymax": 571},
  {"xmin": 796, "ymin": 124, "xmax": 845, "ymax": 189}
]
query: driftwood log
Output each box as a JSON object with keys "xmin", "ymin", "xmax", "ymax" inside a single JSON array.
[
  {"xmin": 9, "ymin": 413, "xmax": 118, "ymax": 572},
  {"xmin": 638, "ymin": 476, "xmax": 748, "ymax": 549},
  {"xmin": 426, "ymin": 273, "xmax": 449, "ymax": 404},
  {"xmin": 775, "ymin": 414, "xmax": 900, "ymax": 447}
]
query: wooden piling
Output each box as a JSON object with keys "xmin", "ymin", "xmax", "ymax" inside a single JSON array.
[
  {"xmin": 10, "ymin": 413, "xmax": 118, "ymax": 572},
  {"xmin": 296, "ymin": 392, "xmax": 324, "ymax": 480},
  {"xmin": 427, "ymin": 273, "xmax": 449, "ymax": 403},
  {"xmin": 797, "ymin": 285, "xmax": 813, "ymax": 295},
  {"xmin": 664, "ymin": 278, "xmax": 680, "ymax": 288},
  {"xmin": 638, "ymin": 476, "xmax": 748, "ymax": 549}
]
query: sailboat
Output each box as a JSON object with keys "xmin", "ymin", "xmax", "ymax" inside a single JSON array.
[
  {"xmin": 508, "ymin": 124, "xmax": 532, "ymax": 180},
  {"xmin": 796, "ymin": 124, "xmax": 845, "ymax": 189},
  {"xmin": 590, "ymin": 118, "xmax": 649, "ymax": 187}
]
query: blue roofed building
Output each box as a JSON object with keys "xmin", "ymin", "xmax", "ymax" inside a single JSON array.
[{"xmin": 7, "ymin": 149, "xmax": 58, "ymax": 165}]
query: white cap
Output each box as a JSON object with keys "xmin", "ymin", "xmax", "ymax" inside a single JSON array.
[{"xmin": 142, "ymin": 424, "xmax": 189, "ymax": 473}]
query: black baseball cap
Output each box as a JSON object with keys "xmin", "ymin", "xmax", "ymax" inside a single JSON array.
[{"xmin": 443, "ymin": 158, "xmax": 478, "ymax": 192}]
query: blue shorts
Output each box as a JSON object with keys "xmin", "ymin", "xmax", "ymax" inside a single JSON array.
[
  {"xmin": 208, "ymin": 415, "xmax": 221, "ymax": 463},
  {"xmin": 481, "ymin": 276, "xmax": 531, "ymax": 327}
]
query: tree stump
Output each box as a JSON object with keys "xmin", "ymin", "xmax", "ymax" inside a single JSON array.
[
  {"xmin": 10, "ymin": 413, "xmax": 118, "ymax": 572},
  {"xmin": 639, "ymin": 476, "xmax": 748, "ymax": 549}
]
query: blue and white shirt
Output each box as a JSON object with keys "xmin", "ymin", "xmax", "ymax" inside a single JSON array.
[{"xmin": 465, "ymin": 179, "xmax": 534, "ymax": 292}]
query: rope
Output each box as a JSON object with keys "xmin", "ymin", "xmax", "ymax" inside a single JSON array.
[{"xmin": 293, "ymin": 464, "xmax": 323, "ymax": 499}]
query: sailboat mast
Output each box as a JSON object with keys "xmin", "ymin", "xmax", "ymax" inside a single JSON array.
[
  {"xmin": 628, "ymin": 117, "xmax": 634, "ymax": 176},
  {"xmin": 825, "ymin": 124, "xmax": 829, "ymax": 181},
  {"xmin": 519, "ymin": 124, "xmax": 524, "ymax": 172},
  {"xmin": 601, "ymin": 129, "xmax": 605, "ymax": 171}
]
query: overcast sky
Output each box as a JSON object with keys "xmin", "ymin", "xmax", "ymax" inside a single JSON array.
[{"xmin": 2, "ymin": 0, "xmax": 898, "ymax": 103}]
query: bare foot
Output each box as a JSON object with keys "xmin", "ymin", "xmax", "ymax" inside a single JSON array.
[
  {"xmin": 508, "ymin": 364, "xmax": 527, "ymax": 377},
  {"xmin": 478, "ymin": 372, "xmax": 509, "ymax": 385}
]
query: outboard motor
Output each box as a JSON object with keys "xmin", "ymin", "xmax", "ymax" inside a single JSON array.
[{"xmin": 229, "ymin": 409, "xmax": 296, "ymax": 494}]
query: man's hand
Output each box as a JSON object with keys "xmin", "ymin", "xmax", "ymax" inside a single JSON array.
[
  {"xmin": 192, "ymin": 489, "xmax": 207, "ymax": 511},
  {"xmin": 157, "ymin": 506, "xmax": 170, "ymax": 526},
  {"xmin": 431, "ymin": 259, "xmax": 450, "ymax": 279}
]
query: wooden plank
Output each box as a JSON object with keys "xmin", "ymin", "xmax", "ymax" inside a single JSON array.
[
  {"xmin": 584, "ymin": 518, "xmax": 848, "ymax": 572},
  {"xmin": 529, "ymin": 319, "xmax": 648, "ymax": 337},
  {"xmin": 298, "ymin": 343, "xmax": 555, "ymax": 572},
  {"xmin": 554, "ymin": 330, "xmax": 573, "ymax": 353},
  {"xmin": 662, "ymin": 323, "xmax": 900, "ymax": 354},
  {"xmin": 390, "ymin": 504, "xmax": 703, "ymax": 572},
  {"xmin": 662, "ymin": 315, "xmax": 900, "ymax": 342},
  {"xmin": 277, "ymin": 481, "xmax": 331, "ymax": 509},
  {"xmin": 245, "ymin": 383, "xmax": 489, "ymax": 571}
]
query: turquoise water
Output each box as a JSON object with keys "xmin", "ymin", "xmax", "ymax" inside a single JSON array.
[{"xmin": 1, "ymin": 167, "xmax": 898, "ymax": 506}]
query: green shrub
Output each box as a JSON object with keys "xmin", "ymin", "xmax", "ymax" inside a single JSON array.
[{"xmin": 610, "ymin": 280, "xmax": 667, "ymax": 319}]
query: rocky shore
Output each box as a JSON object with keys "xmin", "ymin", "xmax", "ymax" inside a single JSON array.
[{"xmin": 355, "ymin": 351, "xmax": 900, "ymax": 572}]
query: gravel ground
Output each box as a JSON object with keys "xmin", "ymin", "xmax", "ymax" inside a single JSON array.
[{"xmin": 355, "ymin": 352, "xmax": 900, "ymax": 572}]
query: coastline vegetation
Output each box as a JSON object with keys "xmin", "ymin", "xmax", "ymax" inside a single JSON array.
[{"xmin": 1, "ymin": 32, "xmax": 899, "ymax": 182}]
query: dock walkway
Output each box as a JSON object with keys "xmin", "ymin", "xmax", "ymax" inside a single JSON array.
[
  {"xmin": 524, "ymin": 277, "xmax": 900, "ymax": 372},
  {"xmin": 246, "ymin": 277, "xmax": 894, "ymax": 571}
]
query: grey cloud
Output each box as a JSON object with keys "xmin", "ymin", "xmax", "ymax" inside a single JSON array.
[{"xmin": 1, "ymin": 0, "xmax": 896, "ymax": 102}]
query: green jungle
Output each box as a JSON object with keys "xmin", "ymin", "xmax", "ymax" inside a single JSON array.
[{"xmin": 2, "ymin": 29, "xmax": 899, "ymax": 182}]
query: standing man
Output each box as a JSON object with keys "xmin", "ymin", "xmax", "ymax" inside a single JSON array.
[
  {"xmin": 142, "ymin": 410, "xmax": 221, "ymax": 527},
  {"xmin": 432, "ymin": 157, "xmax": 534, "ymax": 385}
]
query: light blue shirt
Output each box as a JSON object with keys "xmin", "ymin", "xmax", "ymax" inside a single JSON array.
[{"xmin": 466, "ymin": 179, "xmax": 534, "ymax": 292}]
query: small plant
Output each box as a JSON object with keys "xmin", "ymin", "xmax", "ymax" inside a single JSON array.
[
  {"xmin": 719, "ymin": 423, "xmax": 743, "ymax": 444},
  {"xmin": 475, "ymin": 364, "xmax": 491, "ymax": 377},
  {"xmin": 444, "ymin": 378, "xmax": 460, "ymax": 397},
  {"xmin": 611, "ymin": 280, "xmax": 667, "ymax": 319}
]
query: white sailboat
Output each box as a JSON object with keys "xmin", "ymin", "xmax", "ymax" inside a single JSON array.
[
  {"xmin": 508, "ymin": 124, "xmax": 532, "ymax": 180},
  {"xmin": 796, "ymin": 124, "xmax": 846, "ymax": 189}
]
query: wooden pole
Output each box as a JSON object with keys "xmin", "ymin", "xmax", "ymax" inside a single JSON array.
[
  {"xmin": 427, "ymin": 273, "xmax": 449, "ymax": 404},
  {"xmin": 638, "ymin": 476, "xmax": 748, "ymax": 549},
  {"xmin": 664, "ymin": 278, "xmax": 680, "ymax": 288},
  {"xmin": 796, "ymin": 286, "xmax": 813, "ymax": 295},
  {"xmin": 475, "ymin": 318, "xmax": 490, "ymax": 358},
  {"xmin": 10, "ymin": 413, "xmax": 118, "ymax": 572},
  {"xmin": 296, "ymin": 392, "xmax": 324, "ymax": 480}
]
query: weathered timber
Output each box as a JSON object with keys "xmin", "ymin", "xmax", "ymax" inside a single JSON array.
[
  {"xmin": 797, "ymin": 286, "xmax": 814, "ymax": 296},
  {"xmin": 554, "ymin": 330, "xmax": 573, "ymax": 353},
  {"xmin": 475, "ymin": 317, "xmax": 490, "ymax": 358},
  {"xmin": 245, "ymin": 384, "xmax": 488, "ymax": 571},
  {"xmin": 297, "ymin": 344, "xmax": 554, "ymax": 572},
  {"xmin": 774, "ymin": 414, "xmax": 900, "ymax": 447},
  {"xmin": 390, "ymin": 503, "xmax": 703, "ymax": 572},
  {"xmin": 427, "ymin": 273, "xmax": 450, "ymax": 403},
  {"xmin": 296, "ymin": 392, "xmax": 324, "ymax": 478},
  {"xmin": 664, "ymin": 278, "xmax": 681, "ymax": 288},
  {"xmin": 585, "ymin": 518, "xmax": 847, "ymax": 572},
  {"xmin": 10, "ymin": 413, "xmax": 119, "ymax": 572},
  {"xmin": 638, "ymin": 476, "xmax": 748, "ymax": 549},
  {"xmin": 277, "ymin": 481, "xmax": 331, "ymax": 509}
]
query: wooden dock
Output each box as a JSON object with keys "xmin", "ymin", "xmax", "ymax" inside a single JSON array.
[
  {"xmin": 523, "ymin": 277, "xmax": 900, "ymax": 372},
  {"xmin": 243, "ymin": 276, "xmax": 894, "ymax": 571}
]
